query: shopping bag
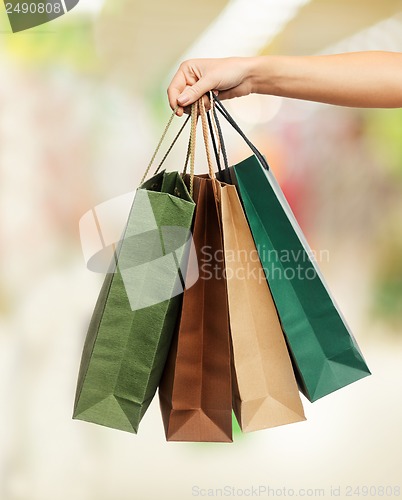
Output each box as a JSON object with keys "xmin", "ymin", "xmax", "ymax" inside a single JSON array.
[
  {"xmin": 209, "ymin": 98, "xmax": 305, "ymax": 430},
  {"xmin": 218, "ymin": 181, "xmax": 305, "ymax": 431},
  {"xmin": 214, "ymin": 95, "xmax": 371, "ymax": 402},
  {"xmin": 159, "ymin": 99, "xmax": 232, "ymax": 442},
  {"xmin": 73, "ymin": 110, "xmax": 196, "ymax": 433}
]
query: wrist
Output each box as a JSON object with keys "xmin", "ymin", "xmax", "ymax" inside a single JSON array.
[
  {"xmin": 246, "ymin": 57, "xmax": 261, "ymax": 94},
  {"xmin": 249, "ymin": 56, "xmax": 283, "ymax": 95}
]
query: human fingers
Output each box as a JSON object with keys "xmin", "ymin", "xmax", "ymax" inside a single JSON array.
[
  {"xmin": 167, "ymin": 67, "xmax": 187, "ymax": 116},
  {"xmin": 176, "ymin": 74, "xmax": 215, "ymax": 107},
  {"xmin": 180, "ymin": 92, "xmax": 218, "ymax": 115}
]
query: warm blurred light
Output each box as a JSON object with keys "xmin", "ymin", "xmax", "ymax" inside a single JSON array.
[
  {"xmin": 73, "ymin": 0, "xmax": 104, "ymax": 15},
  {"xmin": 2, "ymin": 4, "xmax": 402, "ymax": 500},
  {"xmin": 226, "ymin": 94, "xmax": 283, "ymax": 125},
  {"xmin": 321, "ymin": 13, "xmax": 402, "ymax": 54},
  {"xmin": 171, "ymin": 0, "xmax": 311, "ymax": 61}
]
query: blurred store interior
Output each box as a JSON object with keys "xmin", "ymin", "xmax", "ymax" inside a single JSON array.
[{"xmin": 1, "ymin": 1, "xmax": 402, "ymax": 499}]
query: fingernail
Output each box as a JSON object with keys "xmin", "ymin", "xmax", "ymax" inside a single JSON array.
[{"xmin": 178, "ymin": 93, "xmax": 190, "ymax": 105}]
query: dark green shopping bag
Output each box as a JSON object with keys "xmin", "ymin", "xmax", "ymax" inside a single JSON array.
[
  {"xmin": 73, "ymin": 110, "xmax": 196, "ymax": 433},
  {"xmin": 214, "ymin": 96, "xmax": 371, "ymax": 402}
]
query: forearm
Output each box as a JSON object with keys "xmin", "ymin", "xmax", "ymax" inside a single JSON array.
[{"xmin": 250, "ymin": 51, "xmax": 402, "ymax": 108}]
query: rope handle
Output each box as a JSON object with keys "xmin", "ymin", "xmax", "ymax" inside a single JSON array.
[
  {"xmin": 198, "ymin": 96, "xmax": 215, "ymax": 180},
  {"xmin": 210, "ymin": 95, "xmax": 230, "ymax": 175},
  {"xmin": 180, "ymin": 95, "xmax": 224, "ymax": 198},
  {"xmin": 206, "ymin": 91, "xmax": 231, "ymax": 184},
  {"xmin": 139, "ymin": 103, "xmax": 197, "ymax": 199},
  {"xmin": 212, "ymin": 94, "xmax": 270, "ymax": 171},
  {"xmin": 207, "ymin": 108, "xmax": 222, "ymax": 173},
  {"xmin": 188, "ymin": 100, "xmax": 198, "ymax": 198},
  {"xmin": 208, "ymin": 92, "xmax": 221, "ymax": 158},
  {"xmin": 153, "ymin": 114, "xmax": 191, "ymax": 176},
  {"xmin": 140, "ymin": 105, "xmax": 178, "ymax": 184}
]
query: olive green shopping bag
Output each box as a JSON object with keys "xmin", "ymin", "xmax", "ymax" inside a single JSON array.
[
  {"xmin": 73, "ymin": 110, "xmax": 196, "ymax": 433},
  {"xmin": 214, "ymin": 95, "xmax": 371, "ymax": 402}
]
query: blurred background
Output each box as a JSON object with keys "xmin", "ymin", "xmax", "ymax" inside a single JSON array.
[{"xmin": 1, "ymin": 0, "xmax": 402, "ymax": 499}]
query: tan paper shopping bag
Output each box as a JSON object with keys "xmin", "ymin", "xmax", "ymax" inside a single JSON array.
[{"xmin": 219, "ymin": 182, "xmax": 306, "ymax": 432}]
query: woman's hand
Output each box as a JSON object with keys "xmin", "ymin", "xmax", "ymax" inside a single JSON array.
[
  {"xmin": 167, "ymin": 57, "xmax": 256, "ymax": 116},
  {"xmin": 167, "ymin": 52, "xmax": 402, "ymax": 113}
]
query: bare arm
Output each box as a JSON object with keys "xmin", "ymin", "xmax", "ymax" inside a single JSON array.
[{"xmin": 168, "ymin": 52, "xmax": 402, "ymax": 115}]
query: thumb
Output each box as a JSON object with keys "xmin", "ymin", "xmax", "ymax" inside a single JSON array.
[{"xmin": 177, "ymin": 78, "xmax": 213, "ymax": 106}]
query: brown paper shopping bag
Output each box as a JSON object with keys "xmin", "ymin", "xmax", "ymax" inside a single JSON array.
[
  {"xmin": 159, "ymin": 176, "xmax": 233, "ymax": 442},
  {"xmin": 158, "ymin": 99, "xmax": 232, "ymax": 442}
]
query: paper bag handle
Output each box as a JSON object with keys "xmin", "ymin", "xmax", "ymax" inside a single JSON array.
[
  {"xmin": 212, "ymin": 94, "xmax": 270, "ymax": 171},
  {"xmin": 140, "ymin": 106, "xmax": 191, "ymax": 185}
]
